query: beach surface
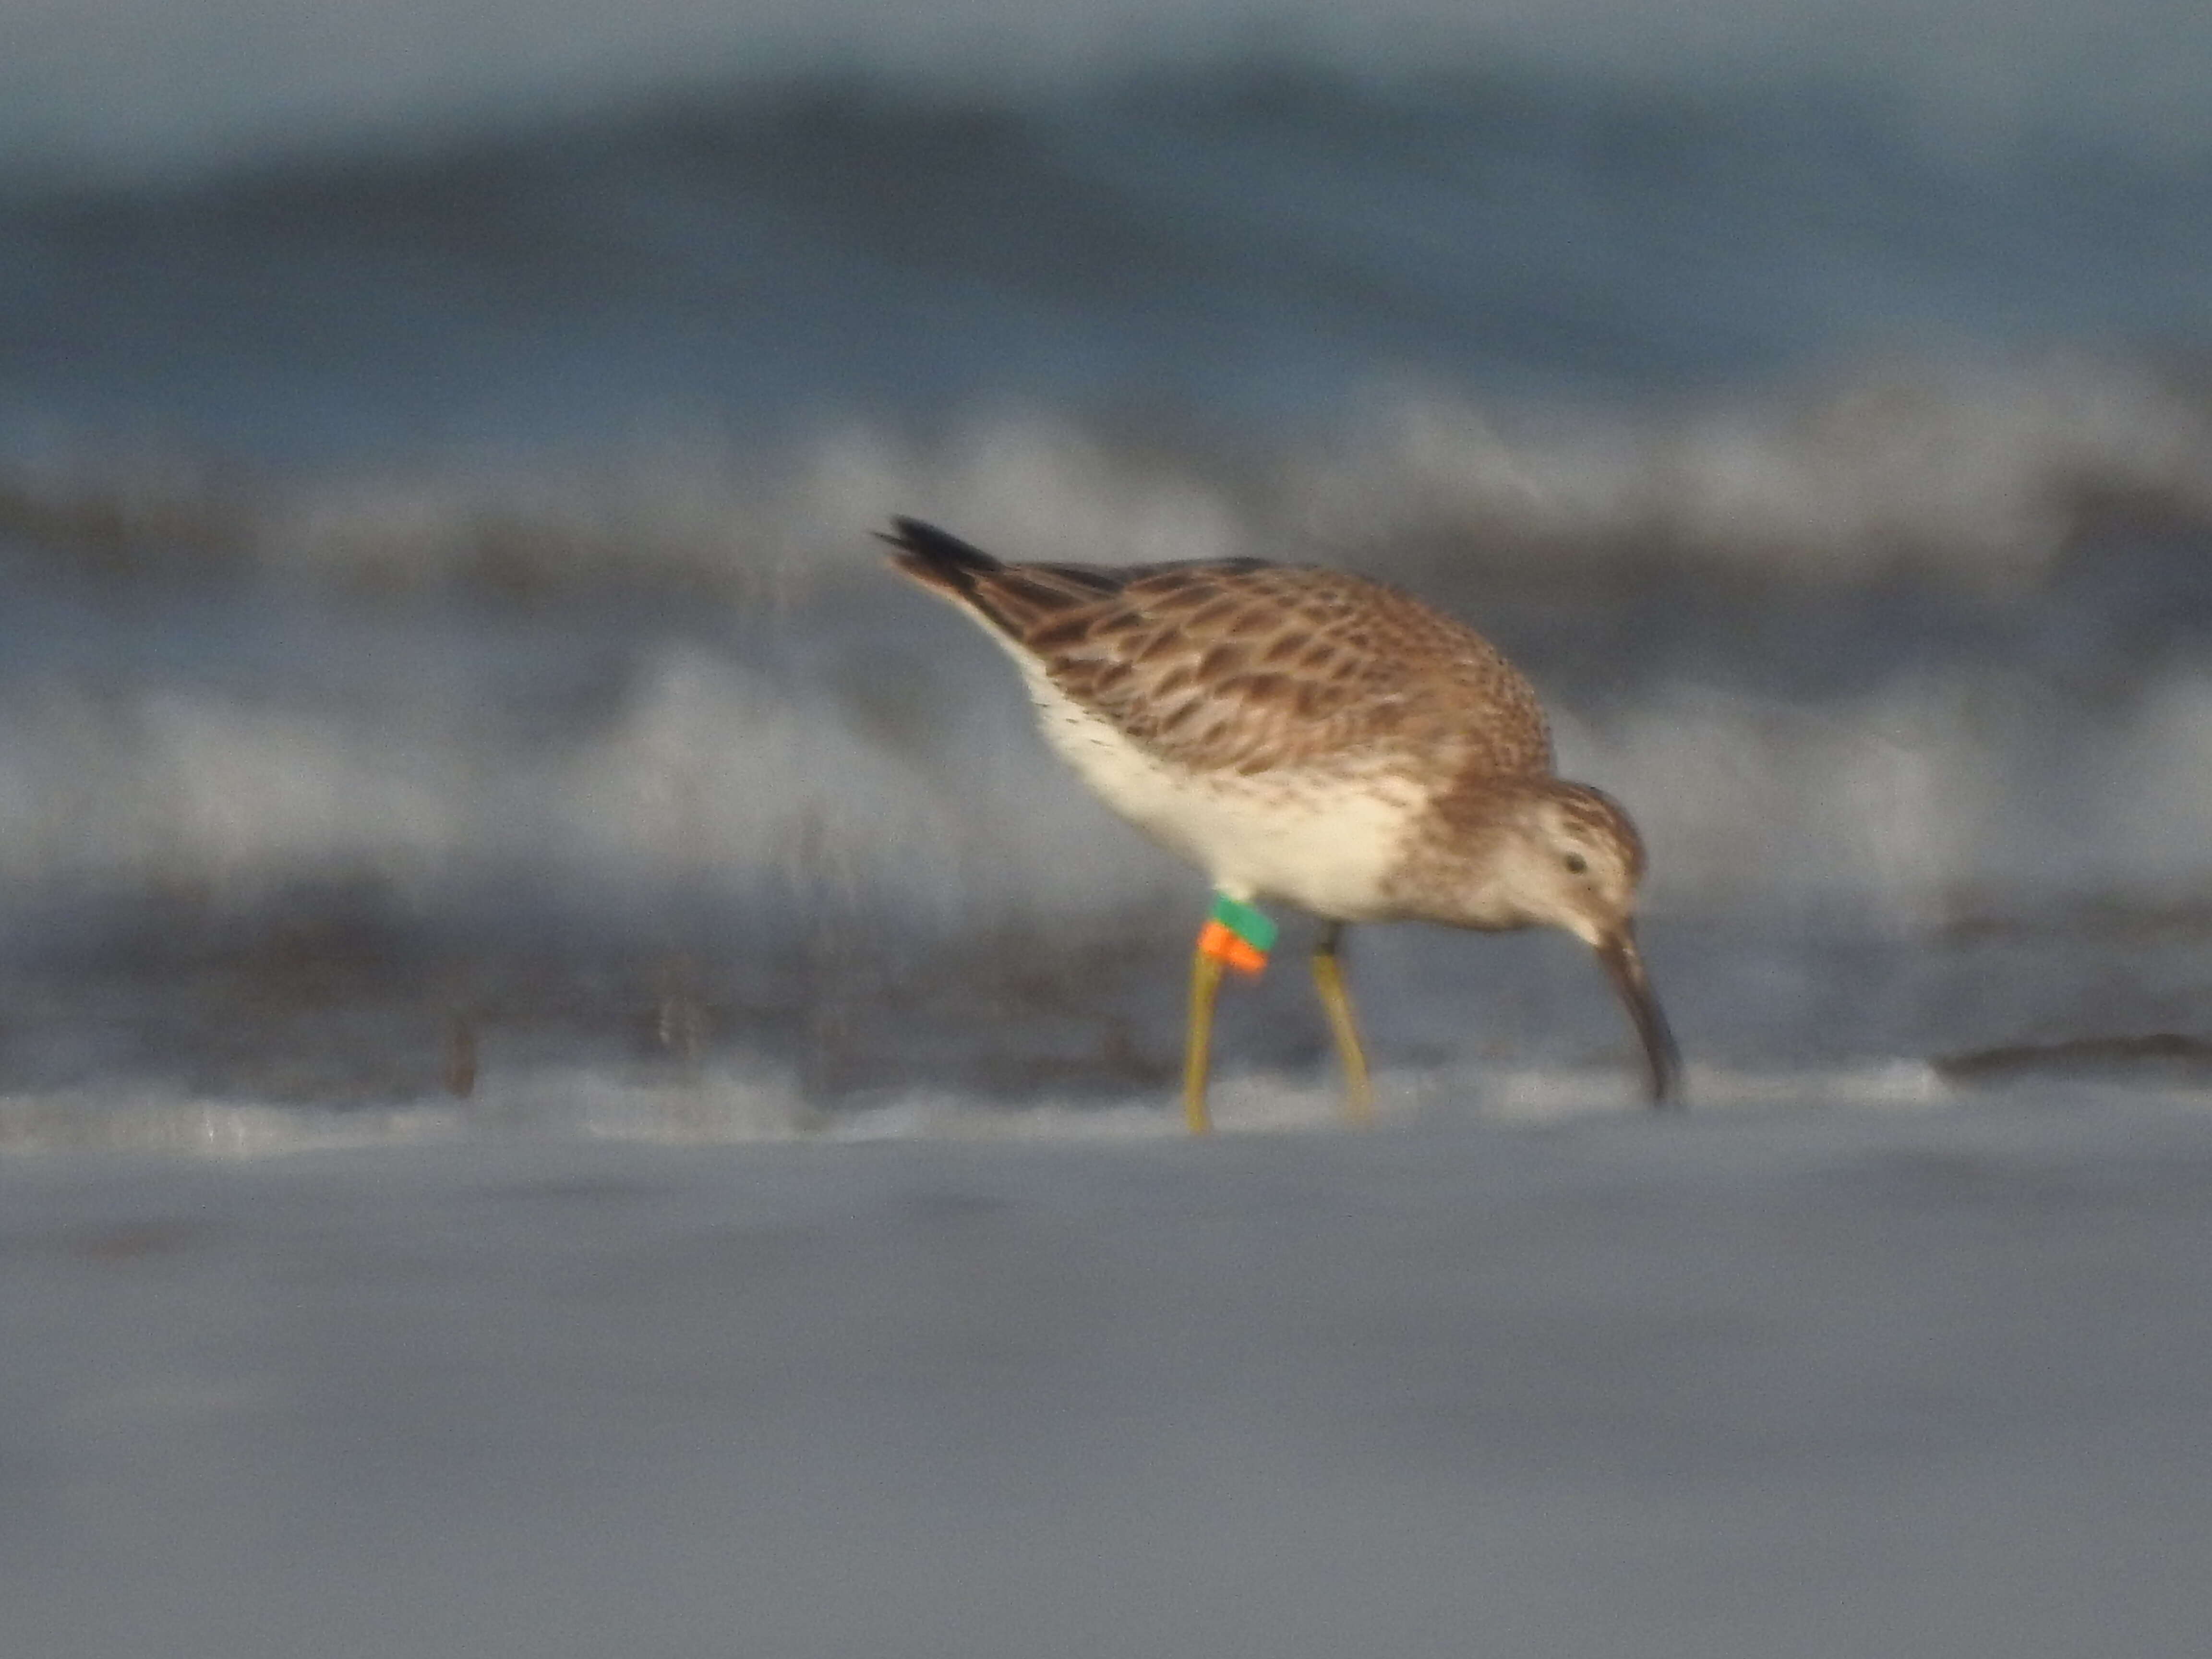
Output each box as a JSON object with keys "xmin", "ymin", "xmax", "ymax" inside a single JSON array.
[{"xmin": 6, "ymin": 1088, "xmax": 2209, "ymax": 1658}]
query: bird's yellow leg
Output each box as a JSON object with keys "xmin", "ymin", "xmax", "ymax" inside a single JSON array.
[
  {"xmin": 1183, "ymin": 945, "xmax": 1226, "ymax": 1135},
  {"xmin": 1311, "ymin": 924, "xmax": 1373, "ymax": 1124}
]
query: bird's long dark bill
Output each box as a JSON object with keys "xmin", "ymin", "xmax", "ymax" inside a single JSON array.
[{"xmin": 1596, "ymin": 929, "xmax": 1683, "ymax": 1108}]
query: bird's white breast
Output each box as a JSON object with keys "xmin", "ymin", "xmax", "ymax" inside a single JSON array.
[{"xmin": 1013, "ymin": 660, "xmax": 1423, "ymax": 921}]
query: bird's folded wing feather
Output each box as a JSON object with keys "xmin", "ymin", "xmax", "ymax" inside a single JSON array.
[{"xmin": 966, "ymin": 560, "xmax": 1553, "ymax": 779}]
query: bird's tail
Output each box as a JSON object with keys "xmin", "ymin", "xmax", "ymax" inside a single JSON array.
[
  {"xmin": 879, "ymin": 517, "xmax": 1130, "ymax": 642},
  {"xmin": 877, "ymin": 517, "xmax": 1003, "ymax": 603}
]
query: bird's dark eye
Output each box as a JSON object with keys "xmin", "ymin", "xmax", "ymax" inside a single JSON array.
[{"xmin": 1563, "ymin": 853, "xmax": 1588, "ymax": 875}]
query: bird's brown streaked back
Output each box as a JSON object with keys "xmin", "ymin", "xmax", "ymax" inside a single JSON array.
[{"xmin": 881, "ymin": 516, "xmax": 1552, "ymax": 780}]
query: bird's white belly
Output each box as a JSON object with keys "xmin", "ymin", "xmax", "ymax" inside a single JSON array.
[{"xmin": 1018, "ymin": 667, "xmax": 1420, "ymax": 920}]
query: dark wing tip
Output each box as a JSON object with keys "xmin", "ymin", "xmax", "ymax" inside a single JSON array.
[{"xmin": 877, "ymin": 517, "xmax": 1003, "ymax": 577}]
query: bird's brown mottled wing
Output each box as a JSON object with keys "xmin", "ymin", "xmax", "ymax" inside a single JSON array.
[{"xmin": 968, "ymin": 558, "xmax": 1553, "ymax": 779}]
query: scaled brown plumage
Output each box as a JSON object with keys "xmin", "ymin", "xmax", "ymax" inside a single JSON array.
[{"xmin": 884, "ymin": 517, "xmax": 1551, "ymax": 782}]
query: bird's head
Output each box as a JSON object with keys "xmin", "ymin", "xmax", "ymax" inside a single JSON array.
[
  {"xmin": 1431, "ymin": 779, "xmax": 1683, "ymax": 1106},
  {"xmin": 1502, "ymin": 781, "xmax": 1648, "ymax": 944}
]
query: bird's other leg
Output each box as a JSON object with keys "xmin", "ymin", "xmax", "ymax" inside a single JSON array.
[
  {"xmin": 1310, "ymin": 923, "xmax": 1373, "ymax": 1124},
  {"xmin": 1183, "ymin": 946, "xmax": 1227, "ymax": 1135}
]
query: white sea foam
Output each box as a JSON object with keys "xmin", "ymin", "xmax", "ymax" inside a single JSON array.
[
  {"xmin": 0, "ymin": 1088, "xmax": 466, "ymax": 1155},
  {"xmin": 1294, "ymin": 360, "xmax": 2212, "ymax": 588},
  {"xmin": 0, "ymin": 1058, "xmax": 1985, "ymax": 1155},
  {"xmin": 11, "ymin": 356, "xmax": 2204, "ymax": 596},
  {"xmin": 0, "ymin": 584, "xmax": 2204, "ymax": 932}
]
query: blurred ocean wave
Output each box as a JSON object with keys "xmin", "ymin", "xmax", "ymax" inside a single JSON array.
[
  {"xmin": 8, "ymin": 69, "xmax": 2210, "ymax": 441},
  {"xmin": 7, "ymin": 1, "xmax": 2209, "ymax": 181},
  {"xmin": 6, "ymin": 358, "xmax": 2209, "ymax": 593}
]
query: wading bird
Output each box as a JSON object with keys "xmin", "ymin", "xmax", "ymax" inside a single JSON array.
[{"xmin": 883, "ymin": 517, "xmax": 1680, "ymax": 1130}]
